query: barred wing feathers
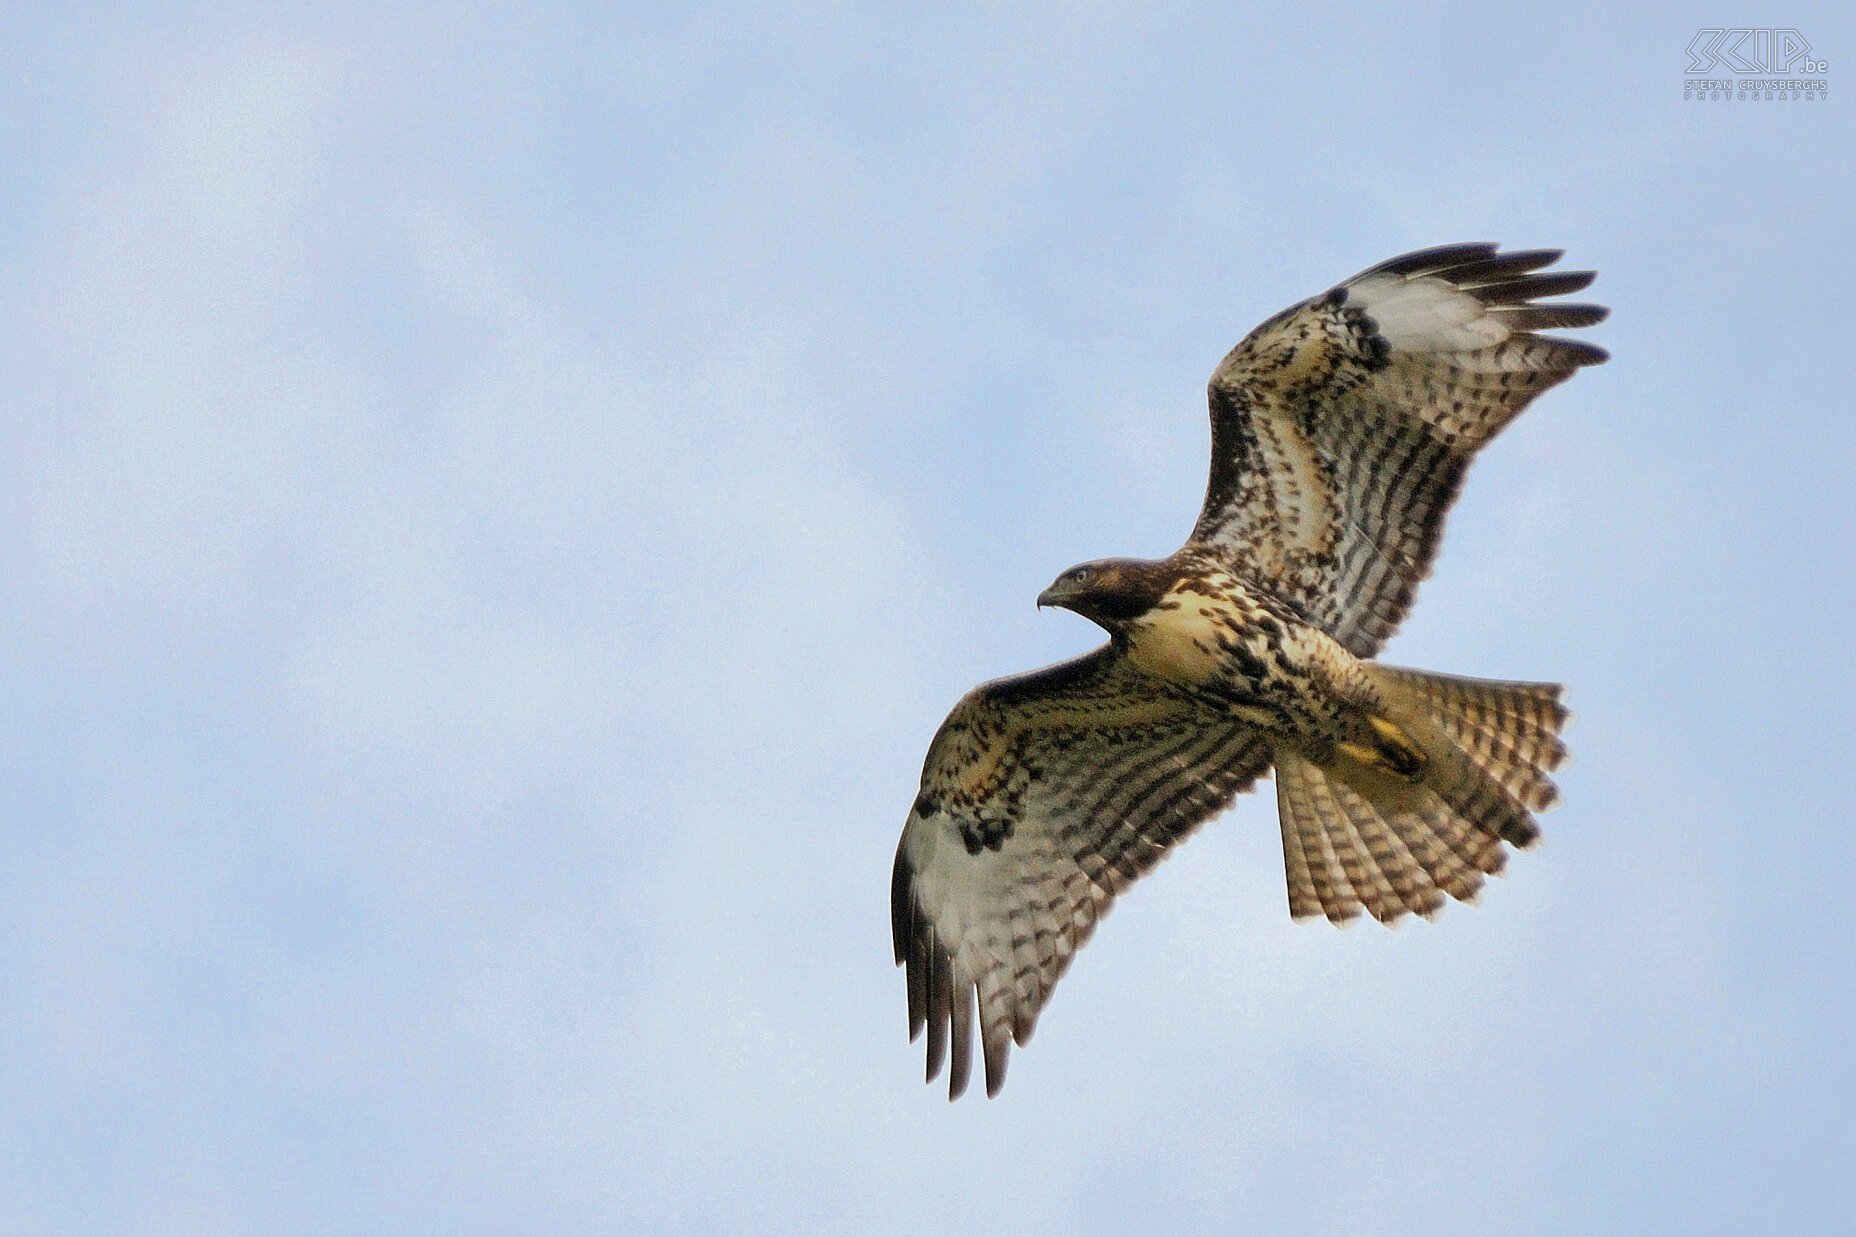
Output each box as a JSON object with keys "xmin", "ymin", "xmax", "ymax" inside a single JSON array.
[
  {"xmin": 1194, "ymin": 243, "xmax": 1608, "ymax": 657},
  {"xmin": 892, "ymin": 648, "xmax": 1270, "ymax": 1098}
]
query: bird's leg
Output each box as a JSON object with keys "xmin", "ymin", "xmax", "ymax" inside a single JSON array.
[{"xmin": 1334, "ymin": 714, "xmax": 1427, "ymax": 782}]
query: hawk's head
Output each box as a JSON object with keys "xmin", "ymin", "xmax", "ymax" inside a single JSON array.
[{"xmin": 1037, "ymin": 558, "xmax": 1180, "ymax": 632}]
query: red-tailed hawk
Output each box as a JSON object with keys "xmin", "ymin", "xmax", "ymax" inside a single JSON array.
[{"xmin": 893, "ymin": 243, "xmax": 1606, "ymax": 1098}]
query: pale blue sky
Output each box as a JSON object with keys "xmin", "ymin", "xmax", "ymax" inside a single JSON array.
[{"xmin": 2, "ymin": 4, "xmax": 1852, "ymax": 1234}]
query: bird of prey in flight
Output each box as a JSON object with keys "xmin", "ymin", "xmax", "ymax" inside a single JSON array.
[{"xmin": 892, "ymin": 243, "xmax": 1607, "ymax": 1099}]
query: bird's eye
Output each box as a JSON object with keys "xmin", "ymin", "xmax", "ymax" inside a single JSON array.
[{"xmin": 1069, "ymin": 567, "xmax": 1092, "ymax": 583}]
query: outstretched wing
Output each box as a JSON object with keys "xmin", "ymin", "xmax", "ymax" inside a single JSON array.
[
  {"xmin": 892, "ymin": 647, "xmax": 1271, "ymax": 1098},
  {"xmin": 1191, "ymin": 243, "xmax": 1608, "ymax": 657}
]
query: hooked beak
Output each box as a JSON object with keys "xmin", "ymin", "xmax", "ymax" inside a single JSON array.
[{"xmin": 1037, "ymin": 583, "xmax": 1073, "ymax": 610}]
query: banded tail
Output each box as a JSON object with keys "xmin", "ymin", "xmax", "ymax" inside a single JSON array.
[{"xmin": 1275, "ymin": 666, "xmax": 1570, "ymax": 925}]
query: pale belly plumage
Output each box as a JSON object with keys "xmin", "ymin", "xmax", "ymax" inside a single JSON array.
[{"xmin": 1122, "ymin": 571, "xmax": 1368, "ymax": 744}]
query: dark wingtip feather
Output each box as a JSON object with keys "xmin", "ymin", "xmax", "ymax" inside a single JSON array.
[
  {"xmin": 889, "ymin": 844, "xmax": 911, "ymax": 966},
  {"xmin": 1444, "ymin": 249, "xmax": 1564, "ymax": 284},
  {"xmin": 1548, "ymin": 338, "xmax": 1610, "ymax": 366},
  {"xmin": 983, "ymin": 993, "xmax": 1017, "ymax": 1097},
  {"xmin": 1493, "ymin": 303, "xmax": 1610, "ymax": 330},
  {"xmin": 906, "ymin": 951, "xmax": 926, "ymax": 1042},
  {"xmin": 924, "ymin": 944, "xmax": 950, "ymax": 1083},
  {"xmin": 1363, "ymin": 242, "xmax": 1500, "ymax": 279},
  {"xmin": 893, "ymin": 844, "xmax": 930, "ymax": 1039},
  {"xmin": 947, "ymin": 979, "xmax": 974, "ymax": 1100},
  {"xmin": 1469, "ymin": 269, "xmax": 1598, "ymax": 304}
]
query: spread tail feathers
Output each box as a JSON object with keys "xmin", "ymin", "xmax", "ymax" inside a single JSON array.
[{"xmin": 1275, "ymin": 666, "xmax": 1569, "ymax": 926}]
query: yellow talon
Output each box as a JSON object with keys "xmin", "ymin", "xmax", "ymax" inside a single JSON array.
[{"xmin": 1337, "ymin": 716, "xmax": 1428, "ymax": 782}]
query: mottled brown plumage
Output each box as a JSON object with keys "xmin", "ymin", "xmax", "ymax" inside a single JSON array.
[{"xmin": 894, "ymin": 243, "xmax": 1604, "ymax": 1098}]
